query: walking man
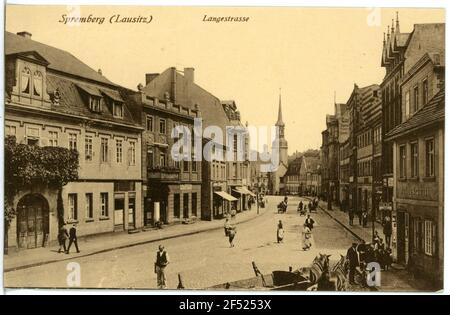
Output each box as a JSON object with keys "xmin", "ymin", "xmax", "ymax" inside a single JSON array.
[
  {"xmin": 66, "ymin": 223, "xmax": 80, "ymax": 254},
  {"xmin": 349, "ymin": 209, "xmax": 354, "ymax": 226},
  {"xmin": 228, "ymin": 226, "xmax": 237, "ymax": 247},
  {"xmin": 155, "ymin": 245, "xmax": 170, "ymax": 289},
  {"xmin": 346, "ymin": 243, "xmax": 360, "ymax": 285},
  {"xmin": 383, "ymin": 215, "xmax": 392, "ymax": 247},
  {"xmin": 58, "ymin": 223, "xmax": 69, "ymax": 253}
]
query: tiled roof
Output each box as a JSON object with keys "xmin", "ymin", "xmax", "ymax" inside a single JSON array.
[
  {"xmin": 5, "ymin": 31, "xmax": 115, "ymax": 85},
  {"xmin": 45, "ymin": 74, "xmax": 139, "ymax": 127},
  {"xmin": 285, "ymin": 157, "xmax": 302, "ymax": 176},
  {"xmin": 385, "ymin": 88, "xmax": 444, "ymax": 140}
]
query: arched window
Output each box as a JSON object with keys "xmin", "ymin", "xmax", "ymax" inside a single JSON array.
[
  {"xmin": 21, "ymin": 67, "xmax": 31, "ymax": 94},
  {"xmin": 33, "ymin": 71, "xmax": 43, "ymax": 97}
]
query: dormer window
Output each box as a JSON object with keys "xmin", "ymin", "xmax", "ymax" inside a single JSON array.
[
  {"xmin": 33, "ymin": 71, "xmax": 43, "ymax": 97},
  {"xmin": 21, "ymin": 67, "xmax": 31, "ymax": 94},
  {"xmin": 113, "ymin": 102, "xmax": 124, "ymax": 118},
  {"xmin": 89, "ymin": 96, "xmax": 101, "ymax": 113}
]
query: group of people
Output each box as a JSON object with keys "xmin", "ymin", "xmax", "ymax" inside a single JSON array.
[
  {"xmin": 301, "ymin": 215, "xmax": 315, "ymax": 251},
  {"xmin": 346, "ymin": 237, "xmax": 393, "ymax": 286},
  {"xmin": 57, "ymin": 223, "xmax": 80, "ymax": 254}
]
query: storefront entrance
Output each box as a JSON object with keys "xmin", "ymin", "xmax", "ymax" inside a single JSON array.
[{"xmin": 16, "ymin": 194, "xmax": 49, "ymax": 249}]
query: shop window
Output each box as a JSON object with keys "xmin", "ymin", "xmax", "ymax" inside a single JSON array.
[{"xmin": 424, "ymin": 220, "xmax": 435, "ymax": 256}]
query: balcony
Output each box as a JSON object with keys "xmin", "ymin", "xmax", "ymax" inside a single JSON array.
[{"xmin": 147, "ymin": 166, "xmax": 180, "ymax": 182}]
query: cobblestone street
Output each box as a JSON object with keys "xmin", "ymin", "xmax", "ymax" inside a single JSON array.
[{"xmin": 5, "ymin": 196, "xmax": 362, "ymax": 290}]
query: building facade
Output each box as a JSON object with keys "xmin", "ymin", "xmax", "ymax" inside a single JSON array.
[
  {"xmin": 385, "ymin": 45, "xmax": 444, "ymax": 285},
  {"xmin": 5, "ymin": 31, "xmax": 143, "ymax": 249}
]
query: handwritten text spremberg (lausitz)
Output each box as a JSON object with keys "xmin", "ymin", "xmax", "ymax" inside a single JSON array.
[{"xmin": 59, "ymin": 14, "xmax": 153, "ymax": 25}]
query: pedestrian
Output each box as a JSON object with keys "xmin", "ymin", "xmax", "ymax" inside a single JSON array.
[
  {"xmin": 248, "ymin": 198, "xmax": 252, "ymax": 210},
  {"xmin": 154, "ymin": 245, "xmax": 170, "ymax": 289},
  {"xmin": 346, "ymin": 243, "xmax": 359, "ymax": 285},
  {"xmin": 362, "ymin": 211, "xmax": 368, "ymax": 227},
  {"xmin": 58, "ymin": 223, "xmax": 69, "ymax": 253},
  {"xmin": 277, "ymin": 220, "xmax": 284, "ymax": 243},
  {"xmin": 298, "ymin": 201, "xmax": 303, "ymax": 212},
  {"xmin": 66, "ymin": 223, "xmax": 80, "ymax": 254},
  {"xmin": 357, "ymin": 210, "xmax": 363, "ymax": 225},
  {"xmin": 228, "ymin": 226, "xmax": 237, "ymax": 247},
  {"xmin": 224, "ymin": 218, "xmax": 231, "ymax": 236},
  {"xmin": 305, "ymin": 214, "xmax": 315, "ymax": 230},
  {"xmin": 383, "ymin": 215, "xmax": 392, "ymax": 247},
  {"xmin": 301, "ymin": 224, "xmax": 312, "ymax": 251},
  {"xmin": 308, "ymin": 201, "xmax": 312, "ymax": 213},
  {"xmin": 349, "ymin": 210, "xmax": 354, "ymax": 226}
]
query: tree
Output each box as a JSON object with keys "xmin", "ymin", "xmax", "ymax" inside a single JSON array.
[{"xmin": 4, "ymin": 136, "xmax": 79, "ymax": 253}]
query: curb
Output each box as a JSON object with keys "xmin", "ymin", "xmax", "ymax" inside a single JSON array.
[{"xmin": 5, "ymin": 207, "xmax": 270, "ymax": 273}]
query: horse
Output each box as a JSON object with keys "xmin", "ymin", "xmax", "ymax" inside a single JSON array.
[
  {"xmin": 303, "ymin": 253, "xmax": 331, "ymax": 291},
  {"xmin": 329, "ymin": 254, "xmax": 348, "ymax": 291}
]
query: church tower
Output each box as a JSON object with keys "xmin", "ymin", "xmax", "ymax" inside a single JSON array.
[{"xmin": 276, "ymin": 92, "xmax": 288, "ymax": 166}]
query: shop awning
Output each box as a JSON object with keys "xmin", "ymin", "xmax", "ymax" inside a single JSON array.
[
  {"xmin": 233, "ymin": 187, "xmax": 256, "ymax": 197},
  {"xmin": 214, "ymin": 191, "xmax": 238, "ymax": 202}
]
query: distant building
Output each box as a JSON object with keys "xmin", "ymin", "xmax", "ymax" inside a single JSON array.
[
  {"xmin": 284, "ymin": 157, "xmax": 302, "ymax": 194},
  {"xmin": 269, "ymin": 93, "xmax": 288, "ymax": 195}
]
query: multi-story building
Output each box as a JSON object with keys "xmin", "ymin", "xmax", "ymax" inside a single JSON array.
[
  {"xmin": 4, "ymin": 31, "xmax": 143, "ymax": 249},
  {"xmin": 304, "ymin": 153, "xmax": 321, "ymax": 196},
  {"xmin": 284, "ymin": 157, "xmax": 302, "ymax": 194},
  {"xmin": 339, "ymin": 138, "xmax": 351, "ymax": 211},
  {"xmin": 320, "ymin": 129, "xmax": 329, "ymax": 200},
  {"xmin": 121, "ymin": 86, "xmax": 202, "ymax": 225},
  {"xmin": 355, "ymin": 85, "xmax": 381, "ymax": 219},
  {"xmin": 222, "ymin": 100, "xmax": 255, "ymax": 212},
  {"xmin": 322, "ymin": 114, "xmax": 339, "ymax": 205},
  {"xmin": 385, "ymin": 31, "xmax": 444, "ymax": 286}
]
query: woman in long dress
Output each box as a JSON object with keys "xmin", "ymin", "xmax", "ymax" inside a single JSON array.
[
  {"xmin": 277, "ymin": 220, "xmax": 284, "ymax": 243},
  {"xmin": 302, "ymin": 224, "xmax": 312, "ymax": 251}
]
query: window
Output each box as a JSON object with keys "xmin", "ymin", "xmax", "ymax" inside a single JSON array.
[
  {"xmin": 89, "ymin": 97, "xmax": 101, "ymax": 112},
  {"xmin": 21, "ymin": 67, "xmax": 31, "ymax": 94},
  {"xmin": 413, "ymin": 218, "xmax": 422, "ymax": 253},
  {"xmin": 424, "ymin": 220, "xmax": 436, "ymax": 256},
  {"xmin": 405, "ymin": 90, "xmax": 410, "ymax": 118},
  {"xmin": 422, "ymin": 78, "xmax": 429, "ymax": 106},
  {"xmin": 192, "ymin": 193, "xmax": 197, "ymax": 217},
  {"xmin": 146, "ymin": 116, "xmax": 153, "ymax": 131},
  {"xmin": 33, "ymin": 71, "xmax": 43, "ymax": 97},
  {"xmin": 113, "ymin": 102, "xmax": 124, "ymax": 118},
  {"xmin": 85, "ymin": 135, "xmax": 93, "ymax": 161},
  {"xmin": 413, "ymin": 86, "xmax": 419, "ymax": 113},
  {"xmin": 48, "ymin": 131, "xmax": 58, "ymax": 147},
  {"xmin": 174, "ymin": 193, "xmax": 180, "ymax": 218},
  {"xmin": 68, "ymin": 133, "xmax": 77, "ymax": 151},
  {"xmin": 85, "ymin": 193, "xmax": 93, "ymax": 219},
  {"xmin": 100, "ymin": 193, "xmax": 109, "ymax": 217},
  {"xmin": 183, "ymin": 160, "xmax": 189, "ymax": 172},
  {"xmin": 116, "ymin": 139, "xmax": 123, "ymax": 163},
  {"xmin": 192, "ymin": 160, "xmax": 197, "ymax": 172},
  {"xmin": 147, "ymin": 146, "xmax": 154, "ymax": 168},
  {"xmin": 129, "ymin": 141, "xmax": 136, "ymax": 166},
  {"xmin": 68, "ymin": 193, "xmax": 78, "ymax": 221},
  {"xmin": 410, "ymin": 142, "xmax": 418, "ymax": 178},
  {"xmin": 159, "ymin": 118, "xmax": 166, "ymax": 134},
  {"xmin": 159, "ymin": 152, "xmax": 166, "ymax": 167},
  {"xmin": 399, "ymin": 145, "xmax": 406, "ymax": 178},
  {"xmin": 101, "ymin": 138, "xmax": 109, "ymax": 163},
  {"xmin": 5, "ymin": 125, "xmax": 16, "ymax": 136},
  {"xmin": 425, "ymin": 139, "xmax": 435, "ymax": 177}
]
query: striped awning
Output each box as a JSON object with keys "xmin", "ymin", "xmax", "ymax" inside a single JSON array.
[{"xmin": 214, "ymin": 191, "xmax": 238, "ymax": 202}]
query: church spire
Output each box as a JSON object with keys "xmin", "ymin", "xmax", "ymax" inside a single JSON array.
[
  {"xmin": 276, "ymin": 89, "xmax": 284, "ymax": 127},
  {"xmin": 396, "ymin": 11, "xmax": 400, "ymax": 33}
]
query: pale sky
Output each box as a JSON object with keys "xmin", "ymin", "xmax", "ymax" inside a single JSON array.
[{"xmin": 5, "ymin": 6, "xmax": 445, "ymax": 154}]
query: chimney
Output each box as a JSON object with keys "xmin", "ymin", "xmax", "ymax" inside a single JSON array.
[
  {"xmin": 17, "ymin": 31, "xmax": 32, "ymax": 39},
  {"xmin": 184, "ymin": 67, "xmax": 194, "ymax": 84},
  {"xmin": 145, "ymin": 73, "xmax": 159, "ymax": 85},
  {"xmin": 171, "ymin": 67, "xmax": 177, "ymax": 103}
]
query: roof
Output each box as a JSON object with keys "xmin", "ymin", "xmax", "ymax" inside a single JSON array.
[
  {"xmin": 304, "ymin": 155, "xmax": 321, "ymax": 173},
  {"xmin": 285, "ymin": 157, "xmax": 302, "ymax": 176},
  {"xmin": 385, "ymin": 88, "xmax": 444, "ymax": 141},
  {"xmin": 5, "ymin": 31, "xmax": 116, "ymax": 86},
  {"xmin": 44, "ymin": 74, "xmax": 139, "ymax": 127}
]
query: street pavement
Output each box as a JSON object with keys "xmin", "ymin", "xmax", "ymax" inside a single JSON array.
[{"xmin": 4, "ymin": 196, "xmax": 425, "ymax": 291}]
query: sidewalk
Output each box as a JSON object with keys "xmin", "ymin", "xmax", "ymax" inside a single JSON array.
[
  {"xmin": 313, "ymin": 198, "xmax": 436, "ymax": 292},
  {"xmin": 315, "ymin": 200, "xmax": 384, "ymax": 243},
  {"xmin": 4, "ymin": 204, "xmax": 269, "ymax": 273}
]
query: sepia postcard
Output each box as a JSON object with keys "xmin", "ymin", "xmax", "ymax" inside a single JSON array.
[{"xmin": 2, "ymin": 4, "xmax": 446, "ymax": 294}]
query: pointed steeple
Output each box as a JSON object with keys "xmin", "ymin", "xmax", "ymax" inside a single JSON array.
[
  {"xmin": 391, "ymin": 19, "xmax": 395, "ymax": 34},
  {"xmin": 396, "ymin": 11, "xmax": 400, "ymax": 33},
  {"xmin": 276, "ymin": 89, "xmax": 284, "ymax": 127}
]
